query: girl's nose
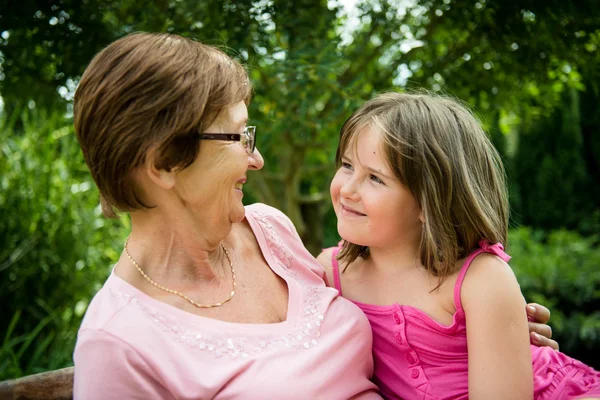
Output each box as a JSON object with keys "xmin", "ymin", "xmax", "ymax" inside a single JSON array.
[{"xmin": 340, "ymin": 177, "xmax": 360, "ymax": 201}]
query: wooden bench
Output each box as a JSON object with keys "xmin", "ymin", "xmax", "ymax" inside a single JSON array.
[{"xmin": 0, "ymin": 367, "xmax": 73, "ymax": 400}]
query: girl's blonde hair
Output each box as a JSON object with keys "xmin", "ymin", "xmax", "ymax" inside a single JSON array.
[{"xmin": 336, "ymin": 92, "xmax": 509, "ymax": 284}]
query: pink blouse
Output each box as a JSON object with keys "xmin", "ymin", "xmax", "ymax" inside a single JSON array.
[{"xmin": 73, "ymin": 204, "xmax": 381, "ymax": 399}]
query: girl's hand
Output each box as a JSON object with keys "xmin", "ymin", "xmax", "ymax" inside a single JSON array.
[{"xmin": 526, "ymin": 303, "xmax": 559, "ymax": 350}]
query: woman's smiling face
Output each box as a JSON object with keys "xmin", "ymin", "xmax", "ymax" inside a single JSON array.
[
  {"xmin": 174, "ymin": 101, "xmax": 264, "ymax": 226},
  {"xmin": 330, "ymin": 126, "xmax": 422, "ymax": 249}
]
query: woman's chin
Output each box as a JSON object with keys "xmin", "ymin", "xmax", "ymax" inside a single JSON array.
[{"xmin": 230, "ymin": 206, "xmax": 246, "ymax": 224}]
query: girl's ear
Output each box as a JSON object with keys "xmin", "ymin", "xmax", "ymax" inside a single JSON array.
[{"xmin": 143, "ymin": 149, "xmax": 176, "ymax": 190}]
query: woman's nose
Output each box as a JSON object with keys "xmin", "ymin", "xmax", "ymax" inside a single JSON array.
[{"xmin": 248, "ymin": 147, "xmax": 264, "ymax": 170}]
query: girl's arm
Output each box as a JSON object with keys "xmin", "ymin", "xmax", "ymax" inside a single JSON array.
[{"xmin": 462, "ymin": 254, "xmax": 533, "ymax": 400}]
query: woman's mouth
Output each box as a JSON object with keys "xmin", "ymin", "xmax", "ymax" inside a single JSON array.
[{"xmin": 235, "ymin": 177, "xmax": 246, "ymax": 192}]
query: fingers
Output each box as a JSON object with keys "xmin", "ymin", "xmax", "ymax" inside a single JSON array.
[
  {"xmin": 527, "ymin": 303, "xmax": 551, "ymax": 324},
  {"xmin": 529, "ymin": 330, "xmax": 559, "ymax": 351},
  {"xmin": 528, "ymin": 321, "xmax": 552, "ymax": 339},
  {"xmin": 527, "ymin": 306, "xmax": 559, "ymax": 351}
]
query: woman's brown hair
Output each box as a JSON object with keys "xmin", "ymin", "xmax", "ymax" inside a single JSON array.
[
  {"xmin": 336, "ymin": 92, "xmax": 509, "ymax": 285},
  {"xmin": 74, "ymin": 32, "xmax": 251, "ymax": 217}
]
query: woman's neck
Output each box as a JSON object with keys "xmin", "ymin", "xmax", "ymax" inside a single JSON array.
[{"xmin": 121, "ymin": 207, "xmax": 235, "ymax": 287}]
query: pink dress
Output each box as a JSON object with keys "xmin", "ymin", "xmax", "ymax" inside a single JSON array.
[
  {"xmin": 329, "ymin": 241, "xmax": 600, "ymax": 400},
  {"xmin": 74, "ymin": 204, "xmax": 381, "ymax": 399}
]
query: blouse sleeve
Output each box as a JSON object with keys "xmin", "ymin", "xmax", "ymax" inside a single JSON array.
[
  {"xmin": 73, "ymin": 329, "xmax": 174, "ymax": 400},
  {"xmin": 272, "ymin": 210, "xmax": 328, "ymax": 281},
  {"xmin": 249, "ymin": 203, "xmax": 327, "ymax": 281}
]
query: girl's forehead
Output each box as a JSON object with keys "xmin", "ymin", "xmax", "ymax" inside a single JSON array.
[
  {"xmin": 343, "ymin": 128, "xmax": 391, "ymax": 169},
  {"xmin": 343, "ymin": 127, "xmax": 385, "ymax": 156}
]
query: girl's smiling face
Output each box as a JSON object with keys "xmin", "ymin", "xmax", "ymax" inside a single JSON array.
[{"xmin": 330, "ymin": 126, "xmax": 422, "ymax": 250}]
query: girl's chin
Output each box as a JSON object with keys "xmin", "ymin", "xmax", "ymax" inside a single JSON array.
[{"xmin": 337, "ymin": 229, "xmax": 370, "ymax": 247}]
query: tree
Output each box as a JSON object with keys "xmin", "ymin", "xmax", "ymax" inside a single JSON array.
[
  {"xmin": 513, "ymin": 87, "xmax": 594, "ymax": 231},
  {"xmin": 1, "ymin": 0, "xmax": 599, "ymax": 253},
  {"xmin": 2, "ymin": 0, "xmax": 599, "ymax": 377}
]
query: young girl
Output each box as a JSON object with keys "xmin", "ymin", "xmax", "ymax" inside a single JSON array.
[{"xmin": 318, "ymin": 92, "xmax": 600, "ymax": 400}]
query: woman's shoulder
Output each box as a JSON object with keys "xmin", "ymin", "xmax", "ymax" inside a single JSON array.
[
  {"xmin": 78, "ymin": 274, "xmax": 154, "ymax": 339},
  {"xmin": 245, "ymin": 203, "xmax": 300, "ymax": 238},
  {"xmin": 245, "ymin": 202, "xmax": 287, "ymax": 220}
]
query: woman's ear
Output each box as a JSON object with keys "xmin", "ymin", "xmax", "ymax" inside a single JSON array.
[{"xmin": 144, "ymin": 149, "xmax": 176, "ymax": 190}]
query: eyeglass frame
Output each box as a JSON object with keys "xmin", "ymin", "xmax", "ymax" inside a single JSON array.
[{"xmin": 198, "ymin": 126, "xmax": 256, "ymax": 154}]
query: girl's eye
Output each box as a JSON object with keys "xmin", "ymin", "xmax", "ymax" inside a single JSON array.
[
  {"xmin": 341, "ymin": 162, "xmax": 353, "ymax": 170},
  {"xmin": 370, "ymin": 174, "xmax": 385, "ymax": 185}
]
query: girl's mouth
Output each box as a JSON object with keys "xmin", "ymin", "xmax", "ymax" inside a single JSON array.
[{"xmin": 341, "ymin": 204, "xmax": 366, "ymax": 217}]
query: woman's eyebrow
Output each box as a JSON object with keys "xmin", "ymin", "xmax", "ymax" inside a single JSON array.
[{"xmin": 235, "ymin": 118, "xmax": 248, "ymax": 129}]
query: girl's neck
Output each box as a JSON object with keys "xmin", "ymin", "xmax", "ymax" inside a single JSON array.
[{"xmin": 367, "ymin": 239, "xmax": 421, "ymax": 273}]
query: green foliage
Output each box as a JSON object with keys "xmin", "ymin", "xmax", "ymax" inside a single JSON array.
[
  {"xmin": 512, "ymin": 86, "xmax": 599, "ymax": 233},
  {"xmin": 2, "ymin": 0, "xmax": 600, "ymax": 251},
  {"xmin": 1, "ymin": 0, "xmax": 599, "ymax": 378},
  {"xmin": 509, "ymin": 227, "xmax": 600, "ymax": 368},
  {"xmin": 400, "ymin": 0, "xmax": 598, "ymax": 116},
  {"xmin": 0, "ymin": 107, "xmax": 127, "ymax": 379}
]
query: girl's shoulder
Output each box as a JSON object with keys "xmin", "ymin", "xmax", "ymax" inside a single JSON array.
[
  {"xmin": 316, "ymin": 247, "xmax": 337, "ymax": 288},
  {"xmin": 316, "ymin": 247, "xmax": 336, "ymax": 268},
  {"xmin": 462, "ymin": 252, "xmax": 515, "ymax": 289},
  {"xmin": 460, "ymin": 252, "xmax": 521, "ymax": 314}
]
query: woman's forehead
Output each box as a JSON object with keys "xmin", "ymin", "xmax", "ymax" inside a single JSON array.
[{"xmin": 212, "ymin": 101, "xmax": 248, "ymax": 130}]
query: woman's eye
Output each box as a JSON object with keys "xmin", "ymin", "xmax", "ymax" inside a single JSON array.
[{"xmin": 370, "ymin": 174, "xmax": 384, "ymax": 185}]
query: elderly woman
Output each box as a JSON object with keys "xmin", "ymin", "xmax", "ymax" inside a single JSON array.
[{"xmin": 72, "ymin": 32, "xmax": 555, "ymax": 399}]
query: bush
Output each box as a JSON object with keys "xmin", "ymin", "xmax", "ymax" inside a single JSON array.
[
  {"xmin": 512, "ymin": 87, "xmax": 599, "ymax": 234},
  {"xmin": 509, "ymin": 227, "xmax": 600, "ymax": 368},
  {"xmin": 0, "ymin": 107, "xmax": 127, "ymax": 379}
]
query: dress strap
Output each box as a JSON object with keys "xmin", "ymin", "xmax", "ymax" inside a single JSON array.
[
  {"xmin": 330, "ymin": 246, "xmax": 343, "ymax": 296},
  {"xmin": 453, "ymin": 239, "xmax": 511, "ymax": 313}
]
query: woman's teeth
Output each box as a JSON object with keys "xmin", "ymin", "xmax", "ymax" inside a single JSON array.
[{"xmin": 235, "ymin": 182, "xmax": 243, "ymax": 190}]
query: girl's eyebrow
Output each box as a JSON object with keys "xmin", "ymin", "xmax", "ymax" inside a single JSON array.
[
  {"xmin": 367, "ymin": 166, "xmax": 393, "ymax": 181},
  {"xmin": 343, "ymin": 154, "xmax": 393, "ymax": 180}
]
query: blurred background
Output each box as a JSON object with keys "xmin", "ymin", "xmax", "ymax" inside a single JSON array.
[{"xmin": 1, "ymin": 0, "xmax": 599, "ymax": 378}]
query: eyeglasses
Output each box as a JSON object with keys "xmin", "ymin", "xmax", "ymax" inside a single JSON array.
[{"xmin": 198, "ymin": 126, "xmax": 256, "ymax": 154}]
